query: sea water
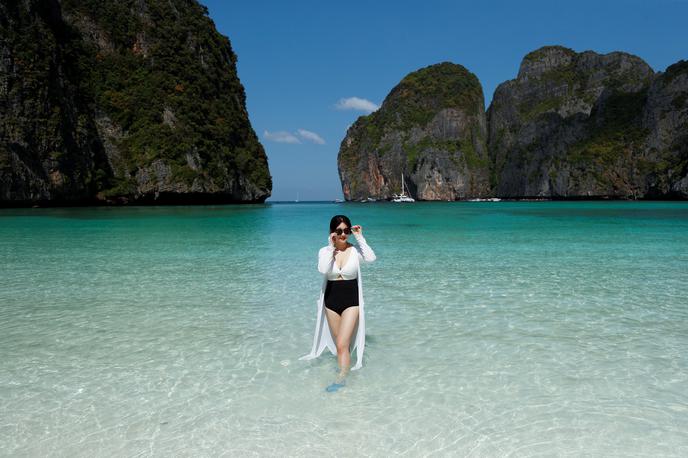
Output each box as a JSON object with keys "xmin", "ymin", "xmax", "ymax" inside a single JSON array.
[{"xmin": 1, "ymin": 201, "xmax": 687, "ymax": 456}]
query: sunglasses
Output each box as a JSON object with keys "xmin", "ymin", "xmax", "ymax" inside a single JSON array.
[{"xmin": 335, "ymin": 227, "xmax": 352, "ymax": 235}]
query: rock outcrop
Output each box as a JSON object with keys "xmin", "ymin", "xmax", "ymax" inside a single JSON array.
[
  {"xmin": 640, "ymin": 60, "xmax": 688, "ymax": 198},
  {"xmin": 487, "ymin": 45, "xmax": 686, "ymax": 199},
  {"xmin": 339, "ymin": 46, "xmax": 687, "ymax": 200},
  {"xmin": 0, "ymin": 0, "xmax": 271, "ymax": 207},
  {"xmin": 338, "ymin": 62, "xmax": 491, "ymax": 201}
]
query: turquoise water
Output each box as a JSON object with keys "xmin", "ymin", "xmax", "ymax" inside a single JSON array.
[{"xmin": 1, "ymin": 201, "xmax": 687, "ymax": 456}]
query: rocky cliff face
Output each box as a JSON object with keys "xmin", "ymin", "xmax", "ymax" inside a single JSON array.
[
  {"xmin": 0, "ymin": 0, "xmax": 107, "ymax": 203},
  {"xmin": 487, "ymin": 45, "xmax": 687, "ymax": 199},
  {"xmin": 0, "ymin": 0, "xmax": 271, "ymax": 206},
  {"xmin": 640, "ymin": 61, "xmax": 688, "ymax": 198},
  {"xmin": 339, "ymin": 46, "xmax": 687, "ymax": 200},
  {"xmin": 338, "ymin": 62, "xmax": 491, "ymax": 201}
]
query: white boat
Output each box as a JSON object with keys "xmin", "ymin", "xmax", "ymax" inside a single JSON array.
[
  {"xmin": 334, "ymin": 198, "xmax": 344, "ymax": 203},
  {"xmin": 392, "ymin": 174, "xmax": 415, "ymax": 202}
]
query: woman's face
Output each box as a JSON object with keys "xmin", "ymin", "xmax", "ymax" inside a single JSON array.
[{"xmin": 335, "ymin": 222, "xmax": 350, "ymax": 242}]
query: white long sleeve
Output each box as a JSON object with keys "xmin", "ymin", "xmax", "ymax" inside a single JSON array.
[
  {"xmin": 353, "ymin": 233, "xmax": 376, "ymax": 263},
  {"xmin": 318, "ymin": 241, "xmax": 335, "ymax": 274}
]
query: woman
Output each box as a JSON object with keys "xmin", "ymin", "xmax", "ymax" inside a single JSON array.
[{"xmin": 299, "ymin": 215, "xmax": 376, "ymax": 391}]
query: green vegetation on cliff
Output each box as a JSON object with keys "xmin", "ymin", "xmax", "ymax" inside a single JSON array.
[
  {"xmin": 347, "ymin": 62, "xmax": 486, "ymax": 173},
  {"xmin": 352, "ymin": 62, "xmax": 484, "ymax": 146},
  {"xmin": 515, "ymin": 46, "xmax": 654, "ymax": 124},
  {"xmin": 568, "ymin": 90, "xmax": 649, "ymax": 169},
  {"xmin": 383, "ymin": 62, "xmax": 483, "ymax": 126},
  {"xmin": 63, "ymin": 0, "xmax": 271, "ymax": 194},
  {"xmin": 522, "ymin": 45, "xmax": 577, "ymax": 63},
  {"xmin": 1, "ymin": 0, "xmax": 270, "ymax": 205}
]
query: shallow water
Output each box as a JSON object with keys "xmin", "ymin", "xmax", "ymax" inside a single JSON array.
[{"xmin": 1, "ymin": 201, "xmax": 687, "ymax": 456}]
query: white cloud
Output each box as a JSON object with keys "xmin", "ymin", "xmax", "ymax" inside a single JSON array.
[
  {"xmin": 263, "ymin": 130, "xmax": 300, "ymax": 144},
  {"xmin": 335, "ymin": 96, "xmax": 379, "ymax": 113},
  {"xmin": 297, "ymin": 129, "xmax": 325, "ymax": 144}
]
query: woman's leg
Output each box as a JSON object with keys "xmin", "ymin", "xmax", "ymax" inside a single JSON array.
[
  {"xmin": 324, "ymin": 307, "xmax": 341, "ymax": 341},
  {"xmin": 335, "ymin": 306, "xmax": 359, "ymax": 377}
]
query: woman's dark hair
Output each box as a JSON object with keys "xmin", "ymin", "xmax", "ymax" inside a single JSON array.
[{"xmin": 329, "ymin": 215, "xmax": 352, "ymax": 233}]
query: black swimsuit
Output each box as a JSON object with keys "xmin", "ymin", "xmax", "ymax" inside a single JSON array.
[{"xmin": 324, "ymin": 278, "xmax": 359, "ymax": 315}]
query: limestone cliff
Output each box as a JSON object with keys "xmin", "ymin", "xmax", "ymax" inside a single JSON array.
[
  {"xmin": 0, "ymin": 0, "xmax": 271, "ymax": 207},
  {"xmin": 640, "ymin": 60, "xmax": 688, "ymax": 198},
  {"xmin": 339, "ymin": 47, "xmax": 687, "ymax": 201},
  {"xmin": 338, "ymin": 62, "xmax": 491, "ymax": 201},
  {"xmin": 487, "ymin": 45, "xmax": 682, "ymax": 199}
]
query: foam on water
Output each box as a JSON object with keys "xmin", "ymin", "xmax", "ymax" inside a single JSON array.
[{"xmin": 1, "ymin": 202, "xmax": 687, "ymax": 456}]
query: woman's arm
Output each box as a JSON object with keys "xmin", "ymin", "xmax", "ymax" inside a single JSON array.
[
  {"xmin": 317, "ymin": 235, "xmax": 336, "ymax": 274},
  {"xmin": 353, "ymin": 232, "xmax": 376, "ymax": 263}
]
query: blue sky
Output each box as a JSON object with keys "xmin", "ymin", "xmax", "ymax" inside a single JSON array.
[{"xmin": 202, "ymin": 0, "xmax": 688, "ymax": 202}]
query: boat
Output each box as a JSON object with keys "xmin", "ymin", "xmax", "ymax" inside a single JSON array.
[
  {"xmin": 392, "ymin": 174, "xmax": 415, "ymax": 202},
  {"xmin": 467, "ymin": 197, "xmax": 502, "ymax": 202},
  {"xmin": 334, "ymin": 198, "xmax": 344, "ymax": 203}
]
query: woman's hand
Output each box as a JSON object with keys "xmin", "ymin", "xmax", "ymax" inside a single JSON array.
[
  {"xmin": 352, "ymin": 225, "xmax": 363, "ymax": 236},
  {"xmin": 329, "ymin": 232, "xmax": 337, "ymax": 248}
]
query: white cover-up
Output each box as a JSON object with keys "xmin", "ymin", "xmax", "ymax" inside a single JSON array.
[{"xmin": 299, "ymin": 232, "xmax": 376, "ymax": 370}]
